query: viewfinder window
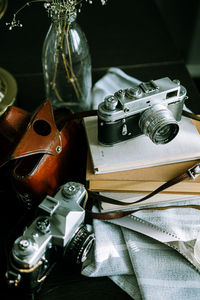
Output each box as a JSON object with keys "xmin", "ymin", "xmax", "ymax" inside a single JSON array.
[{"xmin": 166, "ymin": 90, "xmax": 178, "ymax": 99}]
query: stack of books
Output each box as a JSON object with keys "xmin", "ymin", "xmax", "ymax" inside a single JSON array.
[{"xmin": 83, "ymin": 116, "xmax": 200, "ymax": 212}]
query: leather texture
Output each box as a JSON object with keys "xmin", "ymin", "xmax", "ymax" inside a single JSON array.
[
  {"xmin": 12, "ymin": 101, "xmax": 62, "ymax": 159},
  {"xmin": 0, "ymin": 100, "xmax": 79, "ymax": 207},
  {"xmin": 0, "ymin": 105, "xmax": 31, "ymax": 167}
]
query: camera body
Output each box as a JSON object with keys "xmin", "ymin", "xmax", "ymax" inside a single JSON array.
[
  {"xmin": 98, "ymin": 77, "xmax": 187, "ymax": 145},
  {"xmin": 5, "ymin": 182, "xmax": 95, "ymax": 292}
]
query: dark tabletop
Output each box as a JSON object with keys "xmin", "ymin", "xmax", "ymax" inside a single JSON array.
[{"xmin": 1, "ymin": 0, "xmax": 200, "ymax": 299}]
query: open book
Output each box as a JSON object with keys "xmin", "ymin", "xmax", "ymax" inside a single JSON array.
[{"xmin": 84, "ymin": 116, "xmax": 200, "ymax": 174}]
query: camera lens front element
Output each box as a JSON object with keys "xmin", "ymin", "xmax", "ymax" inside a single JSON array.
[{"xmin": 139, "ymin": 104, "xmax": 179, "ymax": 144}]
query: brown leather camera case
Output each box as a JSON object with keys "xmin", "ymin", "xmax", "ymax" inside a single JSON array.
[{"xmin": 0, "ymin": 100, "xmax": 79, "ymax": 207}]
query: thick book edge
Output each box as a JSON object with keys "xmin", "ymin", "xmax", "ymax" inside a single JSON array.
[
  {"xmin": 87, "ymin": 179, "xmax": 200, "ymax": 194},
  {"xmin": 86, "ymin": 151, "xmax": 200, "ymax": 182}
]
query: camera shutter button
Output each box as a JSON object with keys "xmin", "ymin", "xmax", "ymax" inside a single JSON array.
[
  {"xmin": 104, "ymin": 96, "xmax": 118, "ymax": 111},
  {"xmin": 19, "ymin": 239, "xmax": 30, "ymax": 250}
]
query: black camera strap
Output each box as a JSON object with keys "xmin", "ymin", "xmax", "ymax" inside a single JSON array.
[{"xmin": 64, "ymin": 109, "xmax": 98, "ymax": 121}]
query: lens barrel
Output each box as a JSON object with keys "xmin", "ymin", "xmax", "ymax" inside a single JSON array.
[
  {"xmin": 139, "ymin": 104, "xmax": 179, "ymax": 144},
  {"xmin": 68, "ymin": 225, "xmax": 95, "ymax": 264}
]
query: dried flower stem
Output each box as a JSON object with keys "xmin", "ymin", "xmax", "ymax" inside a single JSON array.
[
  {"xmin": 50, "ymin": 17, "xmax": 82, "ymax": 102},
  {"xmin": 50, "ymin": 18, "xmax": 66, "ymax": 102},
  {"xmin": 15, "ymin": 0, "xmax": 45, "ymax": 16},
  {"xmin": 65, "ymin": 22, "xmax": 82, "ymax": 98}
]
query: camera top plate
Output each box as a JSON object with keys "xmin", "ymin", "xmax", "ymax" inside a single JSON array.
[{"xmin": 98, "ymin": 77, "xmax": 186, "ymax": 122}]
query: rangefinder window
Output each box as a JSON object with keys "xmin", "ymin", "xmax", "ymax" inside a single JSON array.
[{"xmin": 166, "ymin": 90, "xmax": 178, "ymax": 99}]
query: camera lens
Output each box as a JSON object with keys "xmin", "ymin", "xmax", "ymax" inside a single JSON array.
[
  {"xmin": 139, "ymin": 104, "xmax": 179, "ymax": 144},
  {"xmin": 68, "ymin": 225, "xmax": 95, "ymax": 264}
]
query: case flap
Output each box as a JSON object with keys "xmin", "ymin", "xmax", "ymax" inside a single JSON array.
[{"xmin": 11, "ymin": 100, "xmax": 62, "ymax": 160}]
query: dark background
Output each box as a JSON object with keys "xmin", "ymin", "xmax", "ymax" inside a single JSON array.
[
  {"xmin": 1, "ymin": 1, "xmax": 200, "ymax": 299},
  {"xmin": 1, "ymin": 0, "xmax": 200, "ymax": 112},
  {"xmin": 155, "ymin": 0, "xmax": 200, "ymax": 92}
]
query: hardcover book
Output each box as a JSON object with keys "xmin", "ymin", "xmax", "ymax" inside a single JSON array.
[{"xmin": 86, "ymin": 151, "xmax": 200, "ymax": 193}]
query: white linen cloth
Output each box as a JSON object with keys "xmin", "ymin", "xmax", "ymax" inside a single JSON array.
[
  {"xmin": 81, "ymin": 68, "xmax": 200, "ymax": 299},
  {"xmin": 91, "ymin": 67, "xmax": 141, "ymax": 109}
]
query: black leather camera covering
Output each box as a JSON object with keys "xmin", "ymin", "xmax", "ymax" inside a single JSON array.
[{"xmin": 98, "ymin": 113, "xmax": 141, "ymax": 145}]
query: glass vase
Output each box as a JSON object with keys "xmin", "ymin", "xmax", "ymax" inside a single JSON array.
[{"xmin": 42, "ymin": 10, "xmax": 92, "ymax": 112}]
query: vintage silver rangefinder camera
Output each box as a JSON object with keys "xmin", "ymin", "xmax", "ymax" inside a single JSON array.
[
  {"xmin": 98, "ymin": 77, "xmax": 187, "ymax": 145},
  {"xmin": 5, "ymin": 182, "xmax": 95, "ymax": 292}
]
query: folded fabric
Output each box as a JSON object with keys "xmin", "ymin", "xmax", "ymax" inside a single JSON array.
[
  {"xmin": 91, "ymin": 67, "xmax": 141, "ymax": 109},
  {"xmin": 82, "ymin": 203, "xmax": 200, "ymax": 300},
  {"xmin": 81, "ymin": 68, "xmax": 200, "ymax": 299},
  {"xmin": 82, "ymin": 215, "xmax": 141, "ymax": 300}
]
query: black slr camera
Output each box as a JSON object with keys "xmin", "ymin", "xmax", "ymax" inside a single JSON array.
[
  {"xmin": 5, "ymin": 182, "xmax": 95, "ymax": 293},
  {"xmin": 98, "ymin": 77, "xmax": 187, "ymax": 145}
]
